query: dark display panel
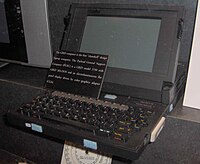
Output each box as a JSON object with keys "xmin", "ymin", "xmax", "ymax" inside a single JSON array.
[
  {"xmin": 0, "ymin": 1, "xmax": 10, "ymax": 43},
  {"xmin": 0, "ymin": 0, "xmax": 27, "ymax": 62}
]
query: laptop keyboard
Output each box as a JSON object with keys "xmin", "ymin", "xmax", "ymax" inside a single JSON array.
[{"xmin": 17, "ymin": 91, "xmax": 154, "ymax": 143}]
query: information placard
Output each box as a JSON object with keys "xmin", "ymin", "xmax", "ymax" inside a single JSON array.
[
  {"xmin": 45, "ymin": 51, "xmax": 108, "ymax": 98},
  {"xmin": 60, "ymin": 142, "xmax": 112, "ymax": 164}
]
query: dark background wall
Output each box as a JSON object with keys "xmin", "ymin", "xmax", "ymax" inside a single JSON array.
[{"xmin": 48, "ymin": 0, "xmax": 198, "ymax": 64}]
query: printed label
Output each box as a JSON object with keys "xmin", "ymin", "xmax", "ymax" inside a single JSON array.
[
  {"xmin": 83, "ymin": 139, "xmax": 97, "ymax": 150},
  {"xmin": 31, "ymin": 123, "xmax": 43, "ymax": 133}
]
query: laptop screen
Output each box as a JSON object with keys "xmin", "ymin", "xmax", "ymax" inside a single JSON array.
[{"xmin": 80, "ymin": 16, "xmax": 161, "ymax": 73}]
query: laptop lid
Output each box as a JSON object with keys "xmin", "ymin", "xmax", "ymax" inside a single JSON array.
[{"xmin": 60, "ymin": 3, "xmax": 184, "ymax": 102}]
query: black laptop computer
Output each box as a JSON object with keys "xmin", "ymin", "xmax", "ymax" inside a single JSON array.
[{"xmin": 7, "ymin": 3, "xmax": 186, "ymax": 161}]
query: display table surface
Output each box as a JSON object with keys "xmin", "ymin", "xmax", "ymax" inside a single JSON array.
[{"xmin": 0, "ymin": 64, "xmax": 200, "ymax": 164}]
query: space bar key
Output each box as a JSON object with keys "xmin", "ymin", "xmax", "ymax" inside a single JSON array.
[{"xmin": 42, "ymin": 115, "xmax": 97, "ymax": 132}]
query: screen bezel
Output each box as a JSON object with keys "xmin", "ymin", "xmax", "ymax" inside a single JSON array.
[{"xmin": 61, "ymin": 4, "xmax": 184, "ymax": 93}]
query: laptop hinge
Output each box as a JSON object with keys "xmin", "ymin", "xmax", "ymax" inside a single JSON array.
[
  {"xmin": 59, "ymin": 12, "xmax": 71, "ymax": 50},
  {"xmin": 177, "ymin": 18, "xmax": 184, "ymax": 39},
  {"xmin": 161, "ymin": 64, "xmax": 187, "ymax": 105}
]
